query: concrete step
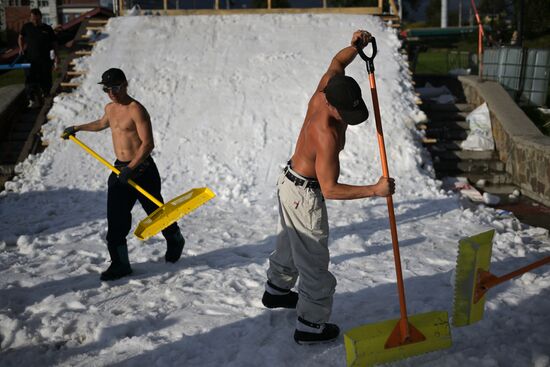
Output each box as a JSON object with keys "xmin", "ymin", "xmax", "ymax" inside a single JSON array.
[
  {"xmin": 436, "ymin": 170, "xmax": 513, "ymax": 185},
  {"xmin": 0, "ymin": 164, "xmax": 15, "ymax": 175},
  {"xmin": 419, "ymin": 102, "xmax": 475, "ymax": 113},
  {"xmin": 425, "ymin": 111, "xmax": 469, "ymax": 122},
  {"xmin": 434, "ymin": 159, "xmax": 505, "ymax": 173},
  {"xmin": 4, "ymin": 131, "xmax": 31, "ymax": 141},
  {"xmin": 0, "ymin": 173, "xmax": 13, "ymax": 190},
  {"xmin": 11, "ymin": 121, "xmax": 35, "ymax": 133},
  {"xmin": 425, "ymin": 129, "xmax": 469, "ymax": 140},
  {"xmin": 0, "ymin": 140, "xmax": 25, "ymax": 164},
  {"xmin": 424, "ymin": 140, "xmax": 465, "ymax": 151},
  {"xmin": 417, "ymin": 120, "xmax": 470, "ymax": 130},
  {"xmin": 431, "ymin": 150, "xmax": 498, "ymax": 161}
]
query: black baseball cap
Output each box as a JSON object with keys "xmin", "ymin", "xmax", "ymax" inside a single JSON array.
[
  {"xmin": 324, "ymin": 75, "xmax": 369, "ymax": 125},
  {"xmin": 98, "ymin": 68, "xmax": 127, "ymax": 87}
]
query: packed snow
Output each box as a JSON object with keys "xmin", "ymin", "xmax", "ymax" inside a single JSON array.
[{"xmin": 1, "ymin": 14, "xmax": 549, "ymax": 366}]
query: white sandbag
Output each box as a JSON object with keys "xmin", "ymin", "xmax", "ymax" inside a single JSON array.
[{"xmin": 461, "ymin": 102, "xmax": 495, "ymax": 151}]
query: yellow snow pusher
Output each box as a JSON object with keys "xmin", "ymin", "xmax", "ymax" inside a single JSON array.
[
  {"xmin": 68, "ymin": 135, "xmax": 215, "ymax": 240},
  {"xmin": 453, "ymin": 229, "xmax": 550, "ymax": 327},
  {"xmin": 344, "ymin": 37, "xmax": 452, "ymax": 367}
]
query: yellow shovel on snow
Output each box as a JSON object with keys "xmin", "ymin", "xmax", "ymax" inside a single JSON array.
[
  {"xmin": 343, "ymin": 38, "xmax": 452, "ymax": 367},
  {"xmin": 68, "ymin": 135, "xmax": 215, "ymax": 240}
]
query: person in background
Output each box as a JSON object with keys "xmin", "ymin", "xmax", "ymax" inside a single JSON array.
[{"xmin": 18, "ymin": 8, "xmax": 58, "ymax": 108}]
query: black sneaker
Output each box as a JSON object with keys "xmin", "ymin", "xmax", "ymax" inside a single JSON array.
[
  {"xmin": 294, "ymin": 317, "xmax": 340, "ymax": 345},
  {"xmin": 262, "ymin": 290, "xmax": 299, "ymax": 309},
  {"xmin": 100, "ymin": 262, "xmax": 133, "ymax": 281},
  {"xmin": 165, "ymin": 231, "xmax": 185, "ymax": 263}
]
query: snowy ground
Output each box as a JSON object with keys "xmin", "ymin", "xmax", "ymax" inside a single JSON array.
[{"xmin": 1, "ymin": 14, "xmax": 549, "ymax": 367}]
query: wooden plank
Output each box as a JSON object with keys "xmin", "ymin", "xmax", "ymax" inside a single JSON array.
[
  {"xmin": 86, "ymin": 26, "xmax": 105, "ymax": 31},
  {"xmin": 75, "ymin": 50, "xmax": 93, "ymax": 56},
  {"xmin": 67, "ymin": 71, "xmax": 86, "ymax": 76},
  {"xmin": 60, "ymin": 82, "xmax": 80, "ymax": 88},
  {"xmin": 153, "ymin": 7, "xmax": 383, "ymax": 16},
  {"xmin": 88, "ymin": 19, "xmax": 108, "ymax": 25}
]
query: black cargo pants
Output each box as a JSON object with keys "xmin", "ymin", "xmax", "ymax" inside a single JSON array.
[{"xmin": 106, "ymin": 156, "xmax": 179, "ymax": 251}]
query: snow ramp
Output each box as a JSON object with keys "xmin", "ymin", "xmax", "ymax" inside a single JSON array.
[{"xmin": 1, "ymin": 14, "xmax": 549, "ymax": 367}]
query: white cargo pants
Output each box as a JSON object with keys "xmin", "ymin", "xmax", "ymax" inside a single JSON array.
[{"xmin": 267, "ymin": 168, "xmax": 337, "ymax": 324}]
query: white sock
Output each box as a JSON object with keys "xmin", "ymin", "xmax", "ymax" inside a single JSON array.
[
  {"xmin": 296, "ymin": 319, "xmax": 325, "ymax": 334},
  {"xmin": 265, "ymin": 282, "xmax": 289, "ymax": 296}
]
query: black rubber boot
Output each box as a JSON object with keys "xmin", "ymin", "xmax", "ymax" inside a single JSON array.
[
  {"xmin": 101, "ymin": 245, "xmax": 133, "ymax": 281},
  {"xmin": 294, "ymin": 317, "xmax": 340, "ymax": 345},
  {"xmin": 165, "ymin": 230, "xmax": 185, "ymax": 263},
  {"xmin": 262, "ymin": 281, "xmax": 298, "ymax": 309}
]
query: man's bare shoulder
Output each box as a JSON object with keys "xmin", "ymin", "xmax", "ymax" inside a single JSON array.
[
  {"xmin": 104, "ymin": 102, "xmax": 115, "ymax": 114},
  {"xmin": 128, "ymin": 99, "xmax": 149, "ymax": 114}
]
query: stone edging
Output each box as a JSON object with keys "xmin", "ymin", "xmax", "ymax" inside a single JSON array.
[{"xmin": 458, "ymin": 75, "xmax": 550, "ymax": 207}]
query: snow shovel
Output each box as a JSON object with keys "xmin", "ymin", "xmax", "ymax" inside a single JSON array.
[
  {"xmin": 68, "ymin": 135, "xmax": 215, "ymax": 240},
  {"xmin": 453, "ymin": 229, "xmax": 550, "ymax": 327},
  {"xmin": 343, "ymin": 37, "xmax": 452, "ymax": 367}
]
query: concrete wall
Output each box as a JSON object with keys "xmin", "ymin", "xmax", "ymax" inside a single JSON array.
[{"xmin": 459, "ymin": 76, "xmax": 550, "ymax": 207}]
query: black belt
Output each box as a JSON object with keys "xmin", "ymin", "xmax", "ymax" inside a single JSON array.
[{"xmin": 284, "ymin": 166, "xmax": 320, "ymax": 189}]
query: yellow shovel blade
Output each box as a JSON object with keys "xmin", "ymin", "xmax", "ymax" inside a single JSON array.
[
  {"xmin": 134, "ymin": 187, "xmax": 215, "ymax": 240},
  {"xmin": 344, "ymin": 311, "xmax": 452, "ymax": 367}
]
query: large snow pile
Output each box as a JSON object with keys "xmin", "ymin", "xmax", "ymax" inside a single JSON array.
[{"xmin": 1, "ymin": 14, "xmax": 549, "ymax": 366}]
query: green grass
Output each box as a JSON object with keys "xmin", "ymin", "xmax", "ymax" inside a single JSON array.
[
  {"xmin": 0, "ymin": 69, "xmax": 26, "ymax": 88},
  {"xmin": 415, "ymin": 49, "xmax": 473, "ymax": 74},
  {"xmin": 415, "ymin": 50, "xmax": 449, "ymax": 74}
]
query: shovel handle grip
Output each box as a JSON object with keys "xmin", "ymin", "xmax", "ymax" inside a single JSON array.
[
  {"xmin": 355, "ymin": 37, "xmax": 377, "ymax": 73},
  {"xmin": 69, "ymin": 135, "xmax": 163, "ymax": 207},
  {"xmin": 356, "ymin": 37, "xmax": 377, "ymax": 62}
]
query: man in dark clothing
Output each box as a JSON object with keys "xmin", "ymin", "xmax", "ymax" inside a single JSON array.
[
  {"xmin": 61, "ymin": 68, "xmax": 186, "ymax": 281},
  {"xmin": 18, "ymin": 8, "xmax": 58, "ymax": 108}
]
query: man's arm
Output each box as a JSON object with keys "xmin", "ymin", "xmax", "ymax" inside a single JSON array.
[
  {"xmin": 62, "ymin": 106, "xmax": 110, "ymax": 139},
  {"xmin": 313, "ymin": 30, "xmax": 372, "ymax": 94},
  {"xmin": 74, "ymin": 107, "xmax": 110, "ymax": 132},
  {"xmin": 126, "ymin": 103, "xmax": 154, "ymax": 170},
  {"xmin": 17, "ymin": 34, "xmax": 25, "ymax": 55},
  {"xmin": 314, "ymin": 127, "xmax": 394, "ymax": 200},
  {"xmin": 50, "ymin": 27, "xmax": 59, "ymax": 67}
]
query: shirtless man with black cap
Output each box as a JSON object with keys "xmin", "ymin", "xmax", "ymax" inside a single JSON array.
[
  {"xmin": 261, "ymin": 30, "xmax": 395, "ymax": 344},
  {"xmin": 62, "ymin": 68, "xmax": 185, "ymax": 281}
]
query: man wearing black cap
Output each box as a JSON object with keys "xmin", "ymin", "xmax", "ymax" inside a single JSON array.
[
  {"xmin": 262, "ymin": 30, "xmax": 395, "ymax": 344},
  {"xmin": 61, "ymin": 68, "xmax": 185, "ymax": 281}
]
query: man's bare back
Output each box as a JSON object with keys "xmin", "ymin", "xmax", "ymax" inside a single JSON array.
[{"xmin": 291, "ymin": 91, "xmax": 347, "ymax": 179}]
